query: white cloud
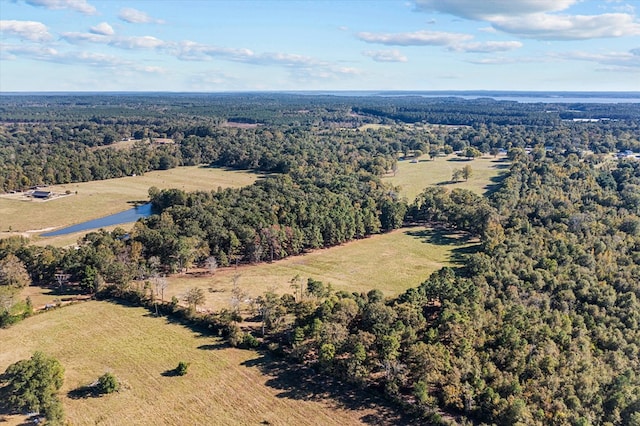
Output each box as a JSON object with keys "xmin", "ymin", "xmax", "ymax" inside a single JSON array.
[
  {"xmin": 466, "ymin": 57, "xmax": 522, "ymax": 65},
  {"xmin": 25, "ymin": 0, "xmax": 96, "ymax": 15},
  {"xmin": 90, "ymin": 22, "xmax": 114, "ymax": 36},
  {"xmin": 170, "ymin": 40, "xmax": 254, "ymax": 61},
  {"xmin": 356, "ymin": 30, "xmax": 472, "ymax": 46},
  {"xmin": 414, "ymin": 0, "xmax": 640, "ymax": 40},
  {"xmin": 111, "ymin": 36, "xmax": 165, "ymax": 50},
  {"xmin": 0, "ymin": 20, "xmax": 52, "ymax": 42},
  {"xmin": 1, "ymin": 42, "xmax": 166, "ymax": 75},
  {"xmin": 491, "ymin": 13, "xmax": 640, "ymax": 40},
  {"xmin": 138, "ymin": 66, "xmax": 166, "ymax": 74},
  {"xmin": 1, "ymin": 42, "xmax": 121, "ymax": 66},
  {"xmin": 453, "ymin": 41, "xmax": 523, "ymax": 53},
  {"xmin": 552, "ymin": 49, "xmax": 640, "ymax": 68},
  {"xmin": 118, "ymin": 8, "xmax": 164, "ymax": 24},
  {"xmin": 0, "ymin": 43, "xmax": 58, "ymax": 60},
  {"xmin": 62, "ymin": 32, "xmax": 165, "ymax": 50},
  {"xmin": 414, "ymin": 0, "xmax": 577, "ymax": 19},
  {"xmin": 363, "ymin": 49, "xmax": 408, "ymax": 62},
  {"xmin": 61, "ymin": 31, "xmax": 108, "ymax": 43},
  {"xmin": 171, "ymin": 41, "xmax": 360, "ymax": 80}
]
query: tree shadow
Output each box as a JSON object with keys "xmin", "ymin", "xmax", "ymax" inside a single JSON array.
[
  {"xmin": 197, "ymin": 342, "xmax": 228, "ymax": 351},
  {"xmin": 404, "ymin": 228, "xmax": 479, "ymax": 266},
  {"xmin": 483, "ymin": 172, "xmax": 508, "ymax": 196},
  {"xmin": 450, "ymin": 244, "xmax": 480, "ymax": 264},
  {"xmin": 404, "ymin": 228, "xmax": 471, "ymax": 246},
  {"xmin": 446, "ymin": 157, "xmax": 473, "ymax": 162},
  {"xmin": 38, "ymin": 284, "xmax": 88, "ymax": 298},
  {"xmin": 241, "ymin": 351, "xmax": 423, "ymax": 425},
  {"xmin": 160, "ymin": 369, "xmax": 180, "ymax": 377},
  {"xmin": 67, "ymin": 384, "xmax": 101, "ymax": 399}
]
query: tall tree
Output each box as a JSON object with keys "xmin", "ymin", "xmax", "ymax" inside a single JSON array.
[
  {"xmin": 184, "ymin": 287, "xmax": 205, "ymax": 312},
  {"xmin": 1, "ymin": 352, "xmax": 65, "ymax": 423},
  {"xmin": 0, "ymin": 254, "xmax": 31, "ymax": 288},
  {"xmin": 462, "ymin": 164, "xmax": 473, "ymax": 181}
]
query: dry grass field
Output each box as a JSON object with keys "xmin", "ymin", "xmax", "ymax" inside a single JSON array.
[
  {"xmin": 0, "ymin": 301, "xmax": 406, "ymax": 425},
  {"xmin": 385, "ymin": 154, "xmax": 509, "ymax": 202},
  {"xmin": 164, "ymin": 226, "xmax": 476, "ymax": 312},
  {"xmin": 0, "ymin": 166, "xmax": 258, "ymax": 241},
  {"xmin": 18, "ymin": 226, "xmax": 475, "ymax": 314}
]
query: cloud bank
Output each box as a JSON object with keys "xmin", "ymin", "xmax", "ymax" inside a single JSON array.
[
  {"xmin": 414, "ymin": 0, "xmax": 640, "ymax": 40},
  {"xmin": 24, "ymin": 0, "xmax": 96, "ymax": 15}
]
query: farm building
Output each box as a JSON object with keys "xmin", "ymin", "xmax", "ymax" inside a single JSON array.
[{"xmin": 32, "ymin": 190, "xmax": 52, "ymax": 199}]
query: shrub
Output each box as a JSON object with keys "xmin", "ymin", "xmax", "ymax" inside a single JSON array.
[
  {"xmin": 97, "ymin": 372, "xmax": 119, "ymax": 394},
  {"xmin": 175, "ymin": 361, "xmax": 189, "ymax": 376},
  {"xmin": 242, "ymin": 333, "xmax": 260, "ymax": 348}
]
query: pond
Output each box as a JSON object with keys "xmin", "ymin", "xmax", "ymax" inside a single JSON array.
[{"xmin": 42, "ymin": 203, "xmax": 155, "ymax": 237}]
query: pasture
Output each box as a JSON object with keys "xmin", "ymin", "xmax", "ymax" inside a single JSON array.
[
  {"xmin": 0, "ymin": 301, "xmax": 403, "ymax": 425},
  {"xmin": 18, "ymin": 226, "xmax": 475, "ymax": 314},
  {"xmin": 165, "ymin": 226, "xmax": 476, "ymax": 312},
  {"xmin": 0, "ymin": 166, "xmax": 258, "ymax": 242},
  {"xmin": 385, "ymin": 154, "xmax": 509, "ymax": 202}
]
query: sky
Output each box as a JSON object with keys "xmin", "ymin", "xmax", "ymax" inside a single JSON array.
[{"xmin": 0, "ymin": 0, "xmax": 639, "ymax": 92}]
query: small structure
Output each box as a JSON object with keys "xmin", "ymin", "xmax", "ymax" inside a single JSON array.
[{"xmin": 32, "ymin": 190, "xmax": 52, "ymax": 199}]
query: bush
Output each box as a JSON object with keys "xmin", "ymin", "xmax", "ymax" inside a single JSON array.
[
  {"xmin": 242, "ymin": 333, "xmax": 260, "ymax": 348},
  {"xmin": 175, "ymin": 361, "xmax": 189, "ymax": 376},
  {"xmin": 97, "ymin": 372, "xmax": 119, "ymax": 394}
]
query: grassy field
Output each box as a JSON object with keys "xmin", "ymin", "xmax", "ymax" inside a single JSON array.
[
  {"xmin": 0, "ymin": 301, "xmax": 405, "ymax": 425},
  {"xmin": 18, "ymin": 226, "xmax": 475, "ymax": 314},
  {"xmin": 0, "ymin": 166, "xmax": 258, "ymax": 241},
  {"xmin": 385, "ymin": 154, "xmax": 509, "ymax": 202},
  {"xmin": 164, "ymin": 226, "xmax": 476, "ymax": 312}
]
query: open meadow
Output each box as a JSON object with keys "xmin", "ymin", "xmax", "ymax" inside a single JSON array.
[
  {"xmin": 164, "ymin": 226, "xmax": 476, "ymax": 312},
  {"xmin": 385, "ymin": 153, "xmax": 509, "ymax": 202},
  {"xmin": 0, "ymin": 166, "xmax": 258, "ymax": 242},
  {"xmin": 0, "ymin": 301, "xmax": 405, "ymax": 425},
  {"xmin": 18, "ymin": 226, "xmax": 475, "ymax": 314}
]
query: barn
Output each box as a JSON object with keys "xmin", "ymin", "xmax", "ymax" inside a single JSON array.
[{"xmin": 32, "ymin": 190, "xmax": 52, "ymax": 199}]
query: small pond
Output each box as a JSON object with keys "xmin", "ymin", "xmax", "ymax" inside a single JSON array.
[{"xmin": 42, "ymin": 203, "xmax": 155, "ymax": 237}]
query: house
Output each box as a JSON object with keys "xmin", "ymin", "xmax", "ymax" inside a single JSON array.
[{"xmin": 32, "ymin": 190, "xmax": 52, "ymax": 199}]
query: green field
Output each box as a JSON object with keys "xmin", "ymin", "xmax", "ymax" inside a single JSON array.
[
  {"xmin": 385, "ymin": 154, "xmax": 509, "ymax": 202},
  {"xmin": 165, "ymin": 226, "xmax": 476, "ymax": 312},
  {"xmin": 0, "ymin": 301, "xmax": 402, "ymax": 425},
  {"xmin": 0, "ymin": 166, "xmax": 258, "ymax": 242}
]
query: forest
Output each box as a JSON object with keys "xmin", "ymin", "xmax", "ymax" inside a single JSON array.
[{"xmin": 1, "ymin": 93, "xmax": 639, "ymax": 425}]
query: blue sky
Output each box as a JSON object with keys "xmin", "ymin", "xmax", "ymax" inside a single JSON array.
[{"xmin": 1, "ymin": 0, "xmax": 639, "ymax": 92}]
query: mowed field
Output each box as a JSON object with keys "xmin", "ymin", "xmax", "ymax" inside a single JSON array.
[
  {"xmin": 0, "ymin": 301, "xmax": 402, "ymax": 426},
  {"xmin": 385, "ymin": 154, "xmax": 509, "ymax": 202},
  {"xmin": 0, "ymin": 166, "xmax": 258, "ymax": 241},
  {"xmin": 18, "ymin": 226, "xmax": 475, "ymax": 313},
  {"xmin": 165, "ymin": 226, "xmax": 476, "ymax": 312}
]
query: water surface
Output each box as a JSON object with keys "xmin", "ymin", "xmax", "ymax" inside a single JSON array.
[{"xmin": 42, "ymin": 203, "xmax": 154, "ymax": 237}]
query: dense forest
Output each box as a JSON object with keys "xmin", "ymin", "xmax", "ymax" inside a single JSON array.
[
  {"xmin": 2, "ymin": 93, "xmax": 640, "ymax": 192},
  {"xmin": 1, "ymin": 94, "xmax": 639, "ymax": 425}
]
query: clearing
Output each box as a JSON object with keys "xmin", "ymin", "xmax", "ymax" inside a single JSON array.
[
  {"xmin": 385, "ymin": 153, "xmax": 509, "ymax": 202},
  {"xmin": 164, "ymin": 226, "xmax": 476, "ymax": 312},
  {"xmin": 0, "ymin": 301, "xmax": 407, "ymax": 425},
  {"xmin": 18, "ymin": 226, "xmax": 476, "ymax": 313},
  {"xmin": 0, "ymin": 166, "xmax": 258, "ymax": 242}
]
